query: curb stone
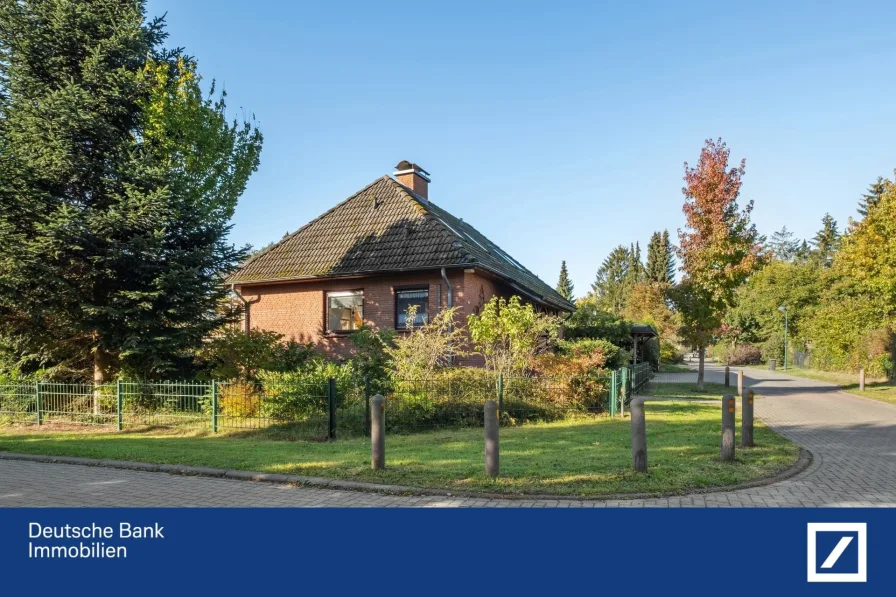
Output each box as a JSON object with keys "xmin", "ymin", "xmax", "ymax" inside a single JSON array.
[{"xmin": 0, "ymin": 448, "xmax": 812, "ymax": 502}]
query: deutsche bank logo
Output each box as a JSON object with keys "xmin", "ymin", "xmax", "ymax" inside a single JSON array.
[{"xmin": 807, "ymin": 523, "xmax": 867, "ymax": 583}]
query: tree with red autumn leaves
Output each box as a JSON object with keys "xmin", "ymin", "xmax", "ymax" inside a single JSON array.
[{"xmin": 674, "ymin": 139, "xmax": 765, "ymax": 388}]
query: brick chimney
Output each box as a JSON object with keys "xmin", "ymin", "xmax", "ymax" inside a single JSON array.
[{"xmin": 393, "ymin": 160, "xmax": 430, "ymax": 200}]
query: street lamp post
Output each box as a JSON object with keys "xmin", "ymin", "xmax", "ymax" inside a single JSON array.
[{"xmin": 778, "ymin": 306, "xmax": 788, "ymax": 371}]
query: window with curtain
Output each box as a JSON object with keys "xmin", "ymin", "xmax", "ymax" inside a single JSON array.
[
  {"xmin": 327, "ymin": 291, "xmax": 363, "ymax": 332},
  {"xmin": 396, "ymin": 289, "xmax": 429, "ymax": 329}
]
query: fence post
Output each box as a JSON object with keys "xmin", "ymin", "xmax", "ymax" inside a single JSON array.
[
  {"xmin": 721, "ymin": 394, "xmax": 736, "ymax": 462},
  {"xmin": 364, "ymin": 377, "xmax": 371, "ymax": 436},
  {"xmin": 621, "ymin": 367, "xmax": 629, "ymax": 417},
  {"xmin": 484, "ymin": 399, "xmax": 499, "ymax": 478},
  {"xmin": 211, "ymin": 381, "xmax": 218, "ymax": 433},
  {"xmin": 371, "ymin": 394, "xmax": 385, "ymax": 469},
  {"xmin": 737, "ymin": 370, "xmax": 744, "ymax": 398},
  {"xmin": 116, "ymin": 379, "xmax": 122, "ymax": 431},
  {"xmin": 609, "ymin": 370, "xmax": 617, "ymax": 417},
  {"xmin": 35, "ymin": 381, "xmax": 42, "ymax": 426},
  {"xmin": 497, "ymin": 374, "xmax": 504, "ymax": 422},
  {"xmin": 327, "ymin": 377, "xmax": 337, "ymax": 440},
  {"xmin": 859, "ymin": 368, "xmax": 865, "ymax": 392},
  {"xmin": 742, "ymin": 389, "xmax": 754, "ymax": 448},
  {"xmin": 724, "ymin": 366, "xmax": 730, "ymax": 387},
  {"xmin": 630, "ymin": 398, "xmax": 647, "ymax": 472}
]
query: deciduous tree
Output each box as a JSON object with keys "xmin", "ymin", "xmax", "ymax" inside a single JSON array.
[{"xmin": 677, "ymin": 139, "xmax": 764, "ymax": 387}]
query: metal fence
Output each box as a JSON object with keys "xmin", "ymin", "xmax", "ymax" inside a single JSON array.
[{"xmin": 0, "ymin": 364, "xmax": 654, "ymax": 437}]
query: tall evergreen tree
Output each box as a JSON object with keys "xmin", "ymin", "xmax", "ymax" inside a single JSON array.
[
  {"xmin": 0, "ymin": 1, "xmax": 262, "ymax": 382},
  {"xmin": 591, "ymin": 245, "xmax": 631, "ymax": 316},
  {"xmin": 556, "ymin": 260, "xmax": 574, "ymax": 301},
  {"xmin": 811, "ymin": 213, "xmax": 840, "ymax": 267},
  {"xmin": 626, "ymin": 242, "xmax": 644, "ymax": 285},
  {"xmin": 646, "ymin": 230, "xmax": 675, "ymax": 284},
  {"xmin": 858, "ymin": 176, "xmax": 886, "ymax": 217},
  {"xmin": 768, "ymin": 226, "xmax": 800, "ymax": 262}
]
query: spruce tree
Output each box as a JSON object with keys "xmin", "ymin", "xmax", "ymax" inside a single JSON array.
[
  {"xmin": 646, "ymin": 230, "xmax": 675, "ymax": 284},
  {"xmin": 556, "ymin": 261, "xmax": 574, "ymax": 301},
  {"xmin": 811, "ymin": 213, "xmax": 840, "ymax": 267},
  {"xmin": 591, "ymin": 246, "xmax": 631, "ymax": 315},
  {"xmin": 768, "ymin": 226, "xmax": 800, "ymax": 262},
  {"xmin": 858, "ymin": 176, "xmax": 886, "ymax": 217},
  {"xmin": 0, "ymin": 1, "xmax": 262, "ymax": 381}
]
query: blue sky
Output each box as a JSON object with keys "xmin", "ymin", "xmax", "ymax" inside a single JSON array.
[{"xmin": 148, "ymin": 0, "xmax": 896, "ymax": 296}]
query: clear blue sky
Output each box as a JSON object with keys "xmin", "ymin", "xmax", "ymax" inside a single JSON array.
[{"xmin": 148, "ymin": 0, "xmax": 896, "ymax": 295}]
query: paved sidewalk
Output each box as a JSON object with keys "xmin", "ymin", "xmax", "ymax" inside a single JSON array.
[{"xmin": 2, "ymin": 364, "xmax": 894, "ymax": 507}]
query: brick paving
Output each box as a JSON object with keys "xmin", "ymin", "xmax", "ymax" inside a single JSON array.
[{"xmin": 1, "ymin": 364, "xmax": 894, "ymax": 507}]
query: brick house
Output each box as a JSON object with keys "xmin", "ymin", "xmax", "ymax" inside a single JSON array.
[{"xmin": 226, "ymin": 161, "xmax": 574, "ymax": 366}]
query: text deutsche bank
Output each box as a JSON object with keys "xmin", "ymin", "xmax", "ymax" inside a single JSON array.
[{"xmin": 27, "ymin": 522, "xmax": 165, "ymax": 559}]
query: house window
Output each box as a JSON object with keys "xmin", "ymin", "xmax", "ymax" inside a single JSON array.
[
  {"xmin": 327, "ymin": 291, "xmax": 363, "ymax": 332},
  {"xmin": 396, "ymin": 288, "xmax": 429, "ymax": 329}
]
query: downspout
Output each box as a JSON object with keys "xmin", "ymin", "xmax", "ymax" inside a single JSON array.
[
  {"xmin": 440, "ymin": 268, "xmax": 453, "ymax": 310},
  {"xmin": 441, "ymin": 268, "xmax": 454, "ymax": 366},
  {"xmin": 230, "ymin": 284, "xmax": 250, "ymax": 333}
]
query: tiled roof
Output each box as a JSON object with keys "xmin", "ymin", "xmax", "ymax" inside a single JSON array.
[{"xmin": 227, "ymin": 175, "xmax": 574, "ymax": 311}]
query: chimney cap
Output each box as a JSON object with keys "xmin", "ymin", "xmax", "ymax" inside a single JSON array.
[{"xmin": 394, "ymin": 160, "xmax": 431, "ymax": 181}]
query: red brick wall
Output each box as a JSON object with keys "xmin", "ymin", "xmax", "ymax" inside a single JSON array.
[
  {"xmin": 237, "ymin": 268, "xmax": 535, "ymax": 367},
  {"xmin": 237, "ymin": 270, "xmax": 465, "ymax": 360}
]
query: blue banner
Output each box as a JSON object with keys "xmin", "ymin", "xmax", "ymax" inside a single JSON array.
[{"xmin": 0, "ymin": 508, "xmax": 892, "ymax": 595}]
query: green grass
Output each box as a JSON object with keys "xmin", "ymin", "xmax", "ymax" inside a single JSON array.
[
  {"xmin": 754, "ymin": 365, "xmax": 896, "ymax": 406},
  {"xmin": 0, "ymin": 398, "xmax": 799, "ymax": 496},
  {"xmin": 648, "ymin": 382, "xmax": 733, "ymax": 400},
  {"xmin": 658, "ymin": 363, "xmax": 692, "ymax": 373}
]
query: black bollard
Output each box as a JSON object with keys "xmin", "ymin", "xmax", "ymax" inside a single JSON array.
[
  {"xmin": 485, "ymin": 400, "xmax": 499, "ymax": 478},
  {"xmin": 721, "ymin": 394, "xmax": 736, "ymax": 462},
  {"xmin": 725, "ymin": 366, "xmax": 730, "ymax": 387},
  {"xmin": 371, "ymin": 394, "xmax": 385, "ymax": 470}
]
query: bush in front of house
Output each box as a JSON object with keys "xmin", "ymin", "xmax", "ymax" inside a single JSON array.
[
  {"xmin": 257, "ymin": 360, "xmax": 356, "ymax": 422},
  {"xmin": 198, "ymin": 328, "xmax": 315, "ymax": 381}
]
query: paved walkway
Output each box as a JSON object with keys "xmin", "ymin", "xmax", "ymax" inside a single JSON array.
[{"xmin": 2, "ymin": 364, "xmax": 894, "ymax": 507}]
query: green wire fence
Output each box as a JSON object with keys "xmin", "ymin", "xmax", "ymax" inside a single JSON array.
[{"xmin": 0, "ymin": 364, "xmax": 654, "ymax": 438}]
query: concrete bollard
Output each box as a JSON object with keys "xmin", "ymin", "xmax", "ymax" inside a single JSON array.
[
  {"xmin": 630, "ymin": 398, "xmax": 647, "ymax": 473},
  {"xmin": 724, "ymin": 366, "xmax": 730, "ymax": 387},
  {"xmin": 721, "ymin": 394, "xmax": 736, "ymax": 462},
  {"xmin": 484, "ymin": 400, "xmax": 499, "ymax": 478},
  {"xmin": 859, "ymin": 368, "xmax": 865, "ymax": 392},
  {"xmin": 742, "ymin": 389, "xmax": 754, "ymax": 448},
  {"xmin": 371, "ymin": 394, "xmax": 385, "ymax": 470},
  {"xmin": 768, "ymin": 359, "xmax": 776, "ymax": 371},
  {"xmin": 737, "ymin": 370, "xmax": 744, "ymax": 398}
]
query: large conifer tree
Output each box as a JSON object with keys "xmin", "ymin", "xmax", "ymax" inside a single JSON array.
[
  {"xmin": 0, "ymin": 1, "xmax": 262, "ymax": 382},
  {"xmin": 556, "ymin": 261, "xmax": 574, "ymax": 301}
]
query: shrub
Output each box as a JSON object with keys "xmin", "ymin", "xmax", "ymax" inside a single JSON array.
[
  {"xmin": 467, "ymin": 296, "xmax": 560, "ymax": 377},
  {"xmin": 728, "ymin": 344, "xmax": 762, "ymax": 365},
  {"xmin": 350, "ymin": 324, "xmax": 395, "ymax": 387},
  {"xmin": 386, "ymin": 306, "xmax": 468, "ymax": 379},
  {"xmin": 218, "ymin": 382, "xmax": 261, "ymax": 418},
  {"xmin": 258, "ymin": 360, "xmax": 356, "ymax": 421},
  {"xmin": 660, "ymin": 341, "xmax": 684, "ymax": 364},
  {"xmin": 199, "ymin": 328, "xmax": 314, "ymax": 381},
  {"xmin": 556, "ymin": 338, "xmax": 620, "ymax": 368},
  {"xmin": 761, "ymin": 334, "xmax": 785, "ymax": 364}
]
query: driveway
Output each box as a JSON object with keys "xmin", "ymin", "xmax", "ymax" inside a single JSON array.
[{"xmin": 2, "ymin": 364, "xmax": 894, "ymax": 507}]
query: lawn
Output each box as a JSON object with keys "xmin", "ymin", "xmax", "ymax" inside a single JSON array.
[
  {"xmin": 648, "ymin": 382, "xmax": 734, "ymax": 400},
  {"xmin": 748, "ymin": 365, "xmax": 896, "ymax": 407},
  {"xmin": 0, "ymin": 396, "xmax": 799, "ymax": 497},
  {"xmin": 658, "ymin": 363, "xmax": 692, "ymax": 373}
]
